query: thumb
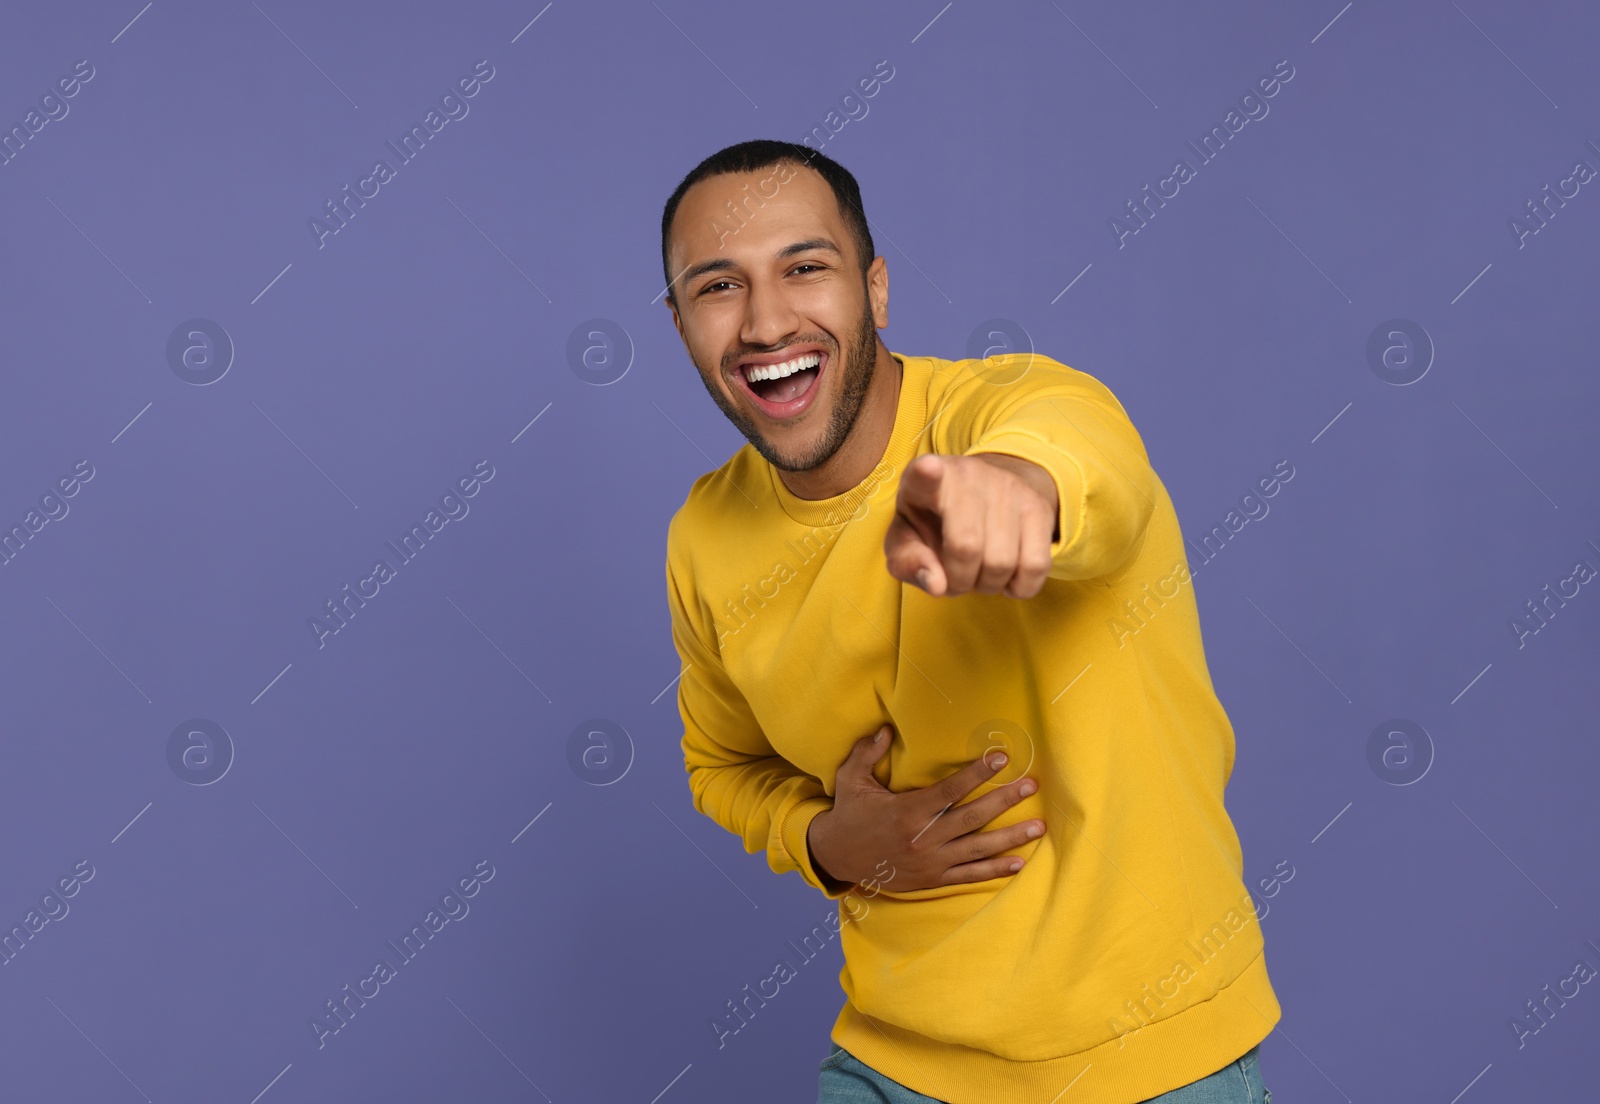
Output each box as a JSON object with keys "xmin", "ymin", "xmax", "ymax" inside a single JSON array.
[{"xmin": 843, "ymin": 725, "xmax": 893, "ymax": 790}]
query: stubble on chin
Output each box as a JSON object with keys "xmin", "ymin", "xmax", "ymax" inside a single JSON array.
[{"xmin": 697, "ymin": 305, "xmax": 880, "ymax": 474}]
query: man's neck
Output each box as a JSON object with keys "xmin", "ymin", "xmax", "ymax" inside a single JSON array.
[{"xmin": 777, "ymin": 345, "xmax": 903, "ymax": 501}]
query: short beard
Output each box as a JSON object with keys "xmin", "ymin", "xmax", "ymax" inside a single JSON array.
[{"xmin": 697, "ymin": 291, "xmax": 882, "ymax": 474}]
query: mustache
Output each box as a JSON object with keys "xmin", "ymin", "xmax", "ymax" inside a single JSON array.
[{"xmin": 725, "ymin": 338, "xmax": 835, "ymax": 372}]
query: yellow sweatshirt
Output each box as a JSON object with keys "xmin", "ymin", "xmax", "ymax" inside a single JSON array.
[{"xmin": 665, "ymin": 351, "xmax": 1281, "ymax": 1103}]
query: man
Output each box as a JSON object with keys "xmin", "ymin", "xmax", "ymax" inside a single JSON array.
[{"xmin": 660, "ymin": 139, "xmax": 1279, "ymax": 1104}]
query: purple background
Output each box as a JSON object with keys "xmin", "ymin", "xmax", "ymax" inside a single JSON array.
[{"xmin": 1, "ymin": 1, "xmax": 1597, "ymax": 1100}]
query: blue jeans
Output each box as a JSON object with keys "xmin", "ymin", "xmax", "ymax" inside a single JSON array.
[{"xmin": 816, "ymin": 1040, "xmax": 1272, "ymax": 1103}]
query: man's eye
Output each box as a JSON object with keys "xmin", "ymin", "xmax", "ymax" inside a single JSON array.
[
  {"xmin": 702, "ymin": 280, "xmax": 734, "ymax": 294},
  {"xmin": 791, "ymin": 264, "xmax": 822, "ymax": 274}
]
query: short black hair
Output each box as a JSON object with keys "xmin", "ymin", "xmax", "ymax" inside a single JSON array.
[{"xmin": 660, "ymin": 139, "xmax": 875, "ymax": 306}]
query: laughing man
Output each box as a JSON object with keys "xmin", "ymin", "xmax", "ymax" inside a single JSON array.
[{"xmin": 661, "ymin": 139, "xmax": 1280, "ymax": 1104}]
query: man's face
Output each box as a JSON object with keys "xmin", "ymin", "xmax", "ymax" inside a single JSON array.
[{"xmin": 665, "ymin": 163, "xmax": 889, "ymax": 473}]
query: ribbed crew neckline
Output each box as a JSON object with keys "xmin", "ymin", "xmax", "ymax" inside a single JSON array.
[{"xmin": 766, "ymin": 353, "xmax": 929, "ymax": 527}]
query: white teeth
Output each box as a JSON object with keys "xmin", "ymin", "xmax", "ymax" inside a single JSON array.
[{"xmin": 745, "ymin": 352, "xmax": 821, "ymax": 383}]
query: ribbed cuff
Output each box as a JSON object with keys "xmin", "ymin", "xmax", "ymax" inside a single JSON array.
[
  {"xmin": 967, "ymin": 433, "xmax": 1087, "ymax": 567},
  {"xmin": 778, "ymin": 796, "xmax": 852, "ymax": 900}
]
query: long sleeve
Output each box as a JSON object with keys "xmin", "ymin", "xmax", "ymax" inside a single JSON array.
[
  {"xmin": 943, "ymin": 358, "xmax": 1157, "ymax": 582},
  {"xmin": 666, "ymin": 546, "xmax": 853, "ymax": 900}
]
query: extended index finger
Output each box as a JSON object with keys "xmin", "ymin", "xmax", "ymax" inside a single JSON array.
[{"xmin": 896, "ymin": 454, "xmax": 945, "ymax": 514}]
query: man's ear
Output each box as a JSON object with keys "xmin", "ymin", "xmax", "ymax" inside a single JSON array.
[
  {"xmin": 866, "ymin": 254, "xmax": 889, "ymax": 329},
  {"xmin": 666, "ymin": 295, "xmax": 686, "ymax": 346}
]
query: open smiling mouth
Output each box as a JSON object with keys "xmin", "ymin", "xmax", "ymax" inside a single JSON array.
[{"xmin": 736, "ymin": 350, "xmax": 827, "ymax": 419}]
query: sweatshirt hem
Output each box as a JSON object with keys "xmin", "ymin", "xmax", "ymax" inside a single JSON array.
[{"xmin": 829, "ymin": 947, "xmax": 1280, "ymax": 1104}]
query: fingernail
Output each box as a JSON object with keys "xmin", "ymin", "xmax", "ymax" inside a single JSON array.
[
  {"xmin": 873, "ymin": 729, "xmax": 884, "ymax": 743},
  {"xmin": 990, "ymin": 752, "xmax": 1007, "ymax": 769},
  {"xmin": 1019, "ymin": 780, "xmax": 1036, "ymax": 796}
]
